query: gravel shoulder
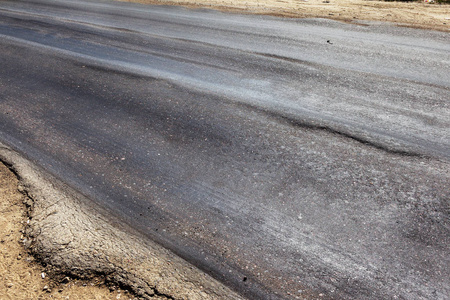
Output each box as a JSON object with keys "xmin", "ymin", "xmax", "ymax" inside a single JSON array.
[{"xmin": 121, "ymin": 0, "xmax": 450, "ymax": 31}]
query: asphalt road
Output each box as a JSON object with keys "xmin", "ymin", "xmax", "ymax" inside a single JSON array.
[{"xmin": 1, "ymin": 0, "xmax": 449, "ymax": 299}]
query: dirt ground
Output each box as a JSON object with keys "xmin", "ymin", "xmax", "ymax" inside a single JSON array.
[
  {"xmin": 122, "ymin": 0, "xmax": 450, "ymax": 31},
  {"xmin": 0, "ymin": 162, "xmax": 134, "ymax": 300}
]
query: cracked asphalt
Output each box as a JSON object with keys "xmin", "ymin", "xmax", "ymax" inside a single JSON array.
[{"xmin": 0, "ymin": 0, "xmax": 449, "ymax": 299}]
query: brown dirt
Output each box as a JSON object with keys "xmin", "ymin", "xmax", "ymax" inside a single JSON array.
[
  {"xmin": 121, "ymin": 0, "xmax": 450, "ymax": 31},
  {"xmin": 0, "ymin": 162, "xmax": 135, "ymax": 300}
]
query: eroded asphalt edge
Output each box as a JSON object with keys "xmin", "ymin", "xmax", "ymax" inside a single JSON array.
[{"xmin": 0, "ymin": 142, "xmax": 244, "ymax": 300}]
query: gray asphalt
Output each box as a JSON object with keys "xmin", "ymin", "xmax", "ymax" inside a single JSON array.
[{"xmin": 0, "ymin": 0, "xmax": 449, "ymax": 298}]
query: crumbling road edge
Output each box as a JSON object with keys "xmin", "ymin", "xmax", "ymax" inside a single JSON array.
[{"xmin": 0, "ymin": 142, "xmax": 242, "ymax": 300}]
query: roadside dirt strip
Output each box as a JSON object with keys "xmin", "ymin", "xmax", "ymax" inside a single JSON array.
[
  {"xmin": 121, "ymin": 0, "xmax": 450, "ymax": 32},
  {"xmin": 0, "ymin": 143, "xmax": 242, "ymax": 300},
  {"xmin": 0, "ymin": 165, "xmax": 129, "ymax": 299}
]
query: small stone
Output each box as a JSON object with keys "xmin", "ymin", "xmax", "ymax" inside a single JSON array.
[
  {"xmin": 41, "ymin": 272, "xmax": 46, "ymax": 279},
  {"xmin": 7, "ymin": 282, "xmax": 13, "ymax": 288},
  {"xmin": 61, "ymin": 277, "xmax": 70, "ymax": 284},
  {"xmin": 43, "ymin": 285, "xmax": 51, "ymax": 292}
]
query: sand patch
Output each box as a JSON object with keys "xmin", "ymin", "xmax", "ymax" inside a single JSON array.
[{"xmin": 121, "ymin": 0, "xmax": 450, "ymax": 31}]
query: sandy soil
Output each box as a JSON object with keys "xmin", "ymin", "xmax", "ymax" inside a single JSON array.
[
  {"xmin": 121, "ymin": 0, "xmax": 450, "ymax": 31},
  {"xmin": 0, "ymin": 162, "xmax": 134, "ymax": 300}
]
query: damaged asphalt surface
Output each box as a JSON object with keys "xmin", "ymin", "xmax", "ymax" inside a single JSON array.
[{"xmin": 0, "ymin": 0, "xmax": 449, "ymax": 299}]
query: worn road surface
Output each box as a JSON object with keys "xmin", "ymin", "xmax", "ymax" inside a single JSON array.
[{"xmin": 0, "ymin": 0, "xmax": 449, "ymax": 299}]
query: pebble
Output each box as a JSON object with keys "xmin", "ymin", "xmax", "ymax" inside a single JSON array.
[
  {"xmin": 41, "ymin": 272, "xmax": 46, "ymax": 279},
  {"xmin": 61, "ymin": 277, "xmax": 70, "ymax": 284},
  {"xmin": 7, "ymin": 282, "xmax": 13, "ymax": 288}
]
